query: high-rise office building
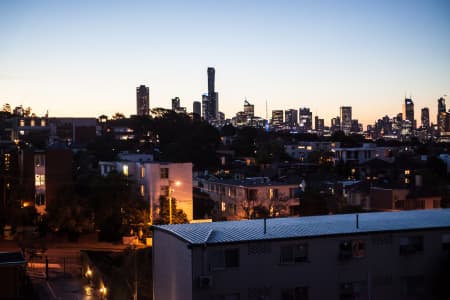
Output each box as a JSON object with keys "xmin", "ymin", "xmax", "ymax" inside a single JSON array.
[
  {"xmin": 331, "ymin": 116, "xmax": 341, "ymax": 132},
  {"xmin": 299, "ymin": 108, "xmax": 312, "ymax": 131},
  {"xmin": 172, "ymin": 97, "xmax": 181, "ymax": 111},
  {"xmin": 193, "ymin": 101, "xmax": 201, "ymax": 116},
  {"xmin": 136, "ymin": 85, "xmax": 150, "ymax": 116},
  {"xmin": 437, "ymin": 97, "xmax": 447, "ymax": 130},
  {"xmin": 421, "ymin": 107, "xmax": 430, "ymax": 129},
  {"xmin": 315, "ymin": 116, "xmax": 324, "ymax": 132},
  {"xmin": 403, "ymin": 98, "xmax": 415, "ymax": 128},
  {"xmin": 340, "ymin": 106, "xmax": 352, "ymax": 135},
  {"xmin": 271, "ymin": 110, "xmax": 284, "ymax": 126},
  {"xmin": 202, "ymin": 67, "xmax": 219, "ymax": 122},
  {"xmin": 244, "ymin": 100, "xmax": 255, "ymax": 118},
  {"xmin": 284, "ymin": 109, "xmax": 298, "ymax": 127}
]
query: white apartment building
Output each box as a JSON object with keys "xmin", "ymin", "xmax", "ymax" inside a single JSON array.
[
  {"xmin": 333, "ymin": 143, "xmax": 394, "ymax": 165},
  {"xmin": 153, "ymin": 209, "xmax": 450, "ymax": 300},
  {"xmin": 197, "ymin": 177, "xmax": 301, "ymax": 219},
  {"xmin": 99, "ymin": 160, "xmax": 193, "ymax": 222}
]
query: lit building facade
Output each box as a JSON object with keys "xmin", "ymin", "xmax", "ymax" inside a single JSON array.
[{"xmin": 99, "ymin": 160, "xmax": 193, "ymax": 222}]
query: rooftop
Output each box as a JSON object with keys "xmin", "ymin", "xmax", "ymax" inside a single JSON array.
[{"xmin": 154, "ymin": 209, "xmax": 450, "ymax": 245}]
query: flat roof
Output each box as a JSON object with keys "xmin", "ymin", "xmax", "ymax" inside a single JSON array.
[{"xmin": 153, "ymin": 209, "xmax": 450, "ymax": 245}]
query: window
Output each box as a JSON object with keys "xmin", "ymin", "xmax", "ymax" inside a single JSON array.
[
  {"xmin": 41, "ymin": 119, "xmax": 46, "ymax": 126},
  {"xmin": 19, "ymin": 119, "xmax": 25, "ymax": 127},
  {"xmin": 30, "ymin": 119, "xmax": 35, "ymax": 127},
  {"xmin": 281, "ymin": 287, "xmax": 308, "ymax": 300},
  {"xmin": 399, "ymin": 236, "xmax": 423, "ymax": 255},
  {"xmin": 160, "ymin": 167, "xmax": 169, "ymax": 179},
  {"xmin": 247, "ymin": 189, "xmax": 257, "ymax": 201},
  {"xmin": 280, "ymin": 243, "xmax": 308, "ymax": 264},
  {"xmin": 140, "ymin": 167, "xmax": 145, "ymax": 178},
  {"xmin": 210, "ymin": 248, "xmax": 239, "ymax": 270},
  {"xmin": 248, "ymin": 242, "xmax": 271, "ymax": 255},
  {"xmin": 160, "ymin": 185, "xmax": 169, "ymax": 197},
  {"xmin": 442, "ymin": 234, "xmax": 450, "ymax": 250},
  {"xmin": 339, "ymin": 240, "xmax": 365, "ymax": 260},
  {"xmin": 140, "ymin": 184, "xmax": 145, "ymax": 197},
  {"xmin": 340, "ymin": 281, "xmax": 367, "ymax": 300},
  {"xmin": 122, "ymin": 165, "xmax": 128, "ymax": 176},
  {"xmin": 401, "ymin": 276, "xmax": 425, "ymax": 297},
  {"xmin": 215, "ymin": 294, "xmax": 240, "ymax": 300},
  {"xmin": 269, "ymin": 188, "xmax": 279, "ymax": 200},
  {"xmin": 35, "ymin": 174, "xmax": 45, "ymax": 187}
]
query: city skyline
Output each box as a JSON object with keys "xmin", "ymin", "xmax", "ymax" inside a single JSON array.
[{"xmin": 1, "ymin": 0, "xmax": 449, "ymax": 127}]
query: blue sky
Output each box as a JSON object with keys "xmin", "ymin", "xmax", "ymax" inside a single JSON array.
[{"xmin": 0, "ymin": 0, "xmax": 449, "ymax": 126}]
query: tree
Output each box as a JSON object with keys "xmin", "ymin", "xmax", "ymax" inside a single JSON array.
[
  {"xmin": 156, "ymin": 196, "xmax": 188, "ymax": 224},
  {"xmin": 112, "ymin": 112, "xmax": 126, "ymax": 120}
]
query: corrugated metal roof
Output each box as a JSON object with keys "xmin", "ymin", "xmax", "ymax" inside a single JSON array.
[{"xmin": 154, "ymin": 209, "xmax": 450, "ymax": 245}]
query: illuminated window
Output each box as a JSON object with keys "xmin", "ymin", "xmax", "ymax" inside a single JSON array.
[
  {"xmin": 35, "ymin": 174, "xmax": 45, "ymax": 187},
  {"xmin": 140, "ymin": 167, "xmax": 145, "ymax": 178},
  {"xmin": 404, "ymin": 170, "xmax": 410, "ymax": 175},
  {"xmin": 140, "ymin": 184, "xmax": 145, "ymax": 197},
  {"xmin": 306, "ymin": 146, "xmax": 313, "ymax": 151},
  {"xmin": 41, "ymin": 119, "xmax": 46, "ymax": 126},
  {"xmin": 123, "ymin": 165, "xmax": 128, "ymax": 176},
  {"xmin": 19, "ymin": 130, "xmax": 24, "ymax": 135},
  {"xmin": 4, "ymin": 153, "xmax": 11, "ymax": 171},
  {"xmin": 221, "ymin": 201, "xmax": 226, "ymax": 212},
  {"xmin": 19, "ymin": 119, "xmax": 25, "ymax": 127},
  {"xmin": 30, "ymin": 119, "xmax": 35, "ymax": 127}
]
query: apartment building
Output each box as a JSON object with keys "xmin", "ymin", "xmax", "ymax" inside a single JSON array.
[
  {"xmin": 197, "ymin": 177, "xmax": 300, "ymax": 219},
  {"xmin": 153, "ymin": 209, "xmax": 450, "ymax": 300},
  {"xmin": 333, "ymin": 143, "xmax": 394, "ymax": 165},
  {"xmin": 99, "ymin": 160, "xmax": 193, "ymax": 222}
]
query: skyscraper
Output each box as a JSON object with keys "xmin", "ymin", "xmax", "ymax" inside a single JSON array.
[
  {"xmin": 403, "ymin": 98, "xmax": 415, "ymax": 128},
  {"xmin": 340, "ymin": 106, "xmax": 352, "ymax": 135},
  {"xmin": 136, "ymin": 85, "xmax": 149, "ymax": 116},
  {"xmin": 421, "ymin": 107, "xmax": 430, "ymax": 129},
  {"xmin": 193, "ymin": 101, "xmax": 201, "ymax": 116},
  {"xmin": 202, "ymin": 67, "xmax": 219, "ymax": 122},
  {"xmin": 172, "ymin": 97, "xmax": 181, "ymax": 111},
  {"xmin": 299, "ymin": 108, "xmax": 312, "ymax": 131},
  {"xmin": 271, "ymin": 110, "xmax": 284, "ymax": 126},
  {"xmin": 284, "ymin": 109, "xmax": 298, "ymax": 127},
  {"xmin": 437, "ymin": 97, "xmax": 446, "ymax": 128},
  {"xmin": 244, "ymin": 100, "xmax": 254, "ymax": 118}
]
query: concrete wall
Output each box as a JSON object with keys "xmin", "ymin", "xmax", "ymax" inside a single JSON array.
[{"xmin": 153, "ymin": 230, "xmax": 192, "ymax": 300}]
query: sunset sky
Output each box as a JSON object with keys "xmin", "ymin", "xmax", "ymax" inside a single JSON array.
[{"xmin": 1, "ymin": 0, "xmax": 449, "ymax": 127}]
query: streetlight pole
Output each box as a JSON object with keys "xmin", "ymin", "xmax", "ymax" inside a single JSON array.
[{"xmin": 168, "ymin": 180, "xmax": 180, "ymax": 225}]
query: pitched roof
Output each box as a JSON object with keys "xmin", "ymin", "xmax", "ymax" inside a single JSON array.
[{"xmin": 154, "ymin": 209, "xmax": 450, "ymax": 245}]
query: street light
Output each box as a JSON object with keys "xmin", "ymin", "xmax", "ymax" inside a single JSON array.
[{"xmin": 168, "ymin": 180, "xmax": 181, "ymax": 224}]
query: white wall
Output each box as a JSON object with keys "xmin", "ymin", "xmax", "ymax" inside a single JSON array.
[{"xmin": 153, "ymin": 229, "xmax": 192, "ymax": 300}]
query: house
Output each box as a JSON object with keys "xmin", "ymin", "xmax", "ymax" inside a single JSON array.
[
  {"xmin": 196, "ymin": 177, "xmax": 300, "ymax": 219},
  {"xmin": 153, "ymin": 209, "xmax": 450, "ymax": 300},
  {"xmin": 370, "ymin": 187, "xmax": 441, "ymax": 211},
  {"xmin": 333, "ymin": 143, "xmax": 394, "ymax": 165},
  {"xmin": 99, "ymin": 160, "xmax": 193, "ymax": 222}
]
